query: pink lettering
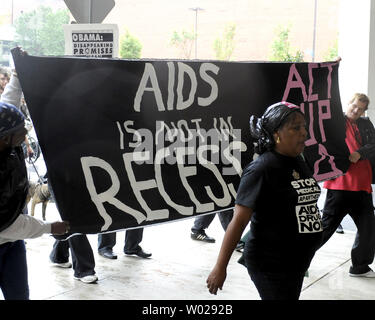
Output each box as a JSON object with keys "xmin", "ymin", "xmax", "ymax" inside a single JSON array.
[
  {"xmin": 318, "ymin": 100, "xmax": 331, "ymax": 143},
  {"xmin": 320, "ymin": 62, "xmax": 339, "ymax": 100},
  {"xmin": 308, "ymin": 63, "xmax": 319, "ymax": 102},
  {"xmin": 303, "ymin": 103, "xmax": 317, "ymax": 147},
  {"xmin": 313, "ymin": 144, "xmax": 343, "ymax": 181},
  {"xmin": 282, "ymin": 64, "xmax": 308, "ymax": 102}
]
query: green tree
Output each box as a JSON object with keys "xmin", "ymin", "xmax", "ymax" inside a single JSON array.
[
  {"xmin": 119, "ymin": 30, "xmax": 142, "ymax": 58},
  {"xmin": 213, "ymin": 23, "xmax": 236, "ymax": 60},
  {"xmin": 270, "ymin": 25, "xmax": 304, "ymax": 62},
  {"xmin": 324, "ymin": 38, "xmax": 338, "ymax": 61},
  {"xmin": 14, "ymin": 6, "xmax": 69, "ymax": 56},
  {"xmin": 170, "ymin": 29, "xmax": 195, "ymax": 59}
]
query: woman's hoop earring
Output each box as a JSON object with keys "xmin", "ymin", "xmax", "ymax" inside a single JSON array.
[{"xmin": 276, "ymin": 136, "xmax": 280, "ymax": 144}]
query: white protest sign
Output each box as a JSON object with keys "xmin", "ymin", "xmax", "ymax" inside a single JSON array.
[{"xmin": 64, "ymin": 24, "xmax": 119, "ymax": 58}]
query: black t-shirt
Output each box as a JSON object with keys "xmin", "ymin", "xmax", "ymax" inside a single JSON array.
[{"xmin": 236, "ymin": 151, "xmax": 323, "ymax": 272}]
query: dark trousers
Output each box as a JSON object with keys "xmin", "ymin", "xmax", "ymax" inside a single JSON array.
[
  {"xmin": 248, "ymin": 269, "xmax": 305, "ymax": 300},
  {"xmin": 98, "ymin": 228, "xmax": 144, "ymax": 253},
  {"xmin": 321, "ymin": 189, "xmax": 375, "ymax": 274},
  {"xmin": 0, "ymin": 240, "xmax": 29, "ymax": 300},
  {"xmin": 191, "ymin": 210, "xmax": 233, "ymax": 233},
  {"xmin": 50, "ymin": 235, "xmax": 95, "ymax": 278}
]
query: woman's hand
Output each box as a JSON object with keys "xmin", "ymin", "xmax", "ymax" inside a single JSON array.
[
  {"xmin": 206, "ymin": 265, "xmax": 227, "ymax": 295},
  {"xmin": 206, "ymin": 205, "xmax": 252, "ymax": 295}
]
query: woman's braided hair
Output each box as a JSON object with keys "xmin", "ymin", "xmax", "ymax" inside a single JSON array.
[{"xmin": 249, "ymin": 102, "xmax": 303, "ymax": 154}]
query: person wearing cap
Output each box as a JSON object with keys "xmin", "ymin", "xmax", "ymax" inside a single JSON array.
[
  {"xmin": 206, "ymin": 102, "xmax": 323, "ymax": 300},
  {"xmin": 0, "ymin": 101, "xmax": 69, "ymax": 300}
]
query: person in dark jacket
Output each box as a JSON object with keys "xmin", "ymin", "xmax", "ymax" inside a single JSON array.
[
  {"xmin": 320, "ymin": 93, "xmax": 375, "ymax": 277},
  {"xmin": 0, "ymin": 102, "xmax": 69, "ymax": 300}
]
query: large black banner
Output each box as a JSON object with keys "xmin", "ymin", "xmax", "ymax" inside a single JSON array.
[{"xmin": 12, "ymin": 48, "xmax": 349, "ymax": 234}]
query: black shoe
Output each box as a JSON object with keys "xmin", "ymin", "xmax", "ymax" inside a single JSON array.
[
  {"xmin": 191, "ymin": 231, "xmax": 215, "ymax": 243},
  {"xmin": 98, "ymin": 250, "xmax": 117, "ymax": 259},
  {"xmin": 336, "ymin": 225, "xmax": 344, "ymax": 234},
  {"xmin": 125, "ymin": 248, "xmax": 152, "ymax": 259}
]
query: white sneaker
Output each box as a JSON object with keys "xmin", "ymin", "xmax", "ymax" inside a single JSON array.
[
  {"xmin": 74, "ymin": 275, "xmax": 98, "ymax": 283},
  {"xmin": 51, "ymin": 261, "xmax": 72, "ymax": 268},
  {"xmin": 349, "ymin": 270, "xmax": 375, "ymax": 278}
]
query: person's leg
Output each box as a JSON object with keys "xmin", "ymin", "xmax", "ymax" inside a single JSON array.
[
  {"xmin": 320, "ymin": 190, "xmax": 348, "ymax": 248},
  {"xmin": 0, "ymin": 240, "xmax": 29, "ymax": 300},
  {"xmin": 191, "ymin": 214, "xmax": 216, "ymax": 242},
  {"xmin": 98, "ymin": 232, "xmax": 116, "ymax": 252},
  {"xmin": 98, "ymin": 232, "xmax": 117, "ymax": 259},
  {"xmin": 69, "ymin": 235, "xmax": 96, "ymax": 278},
  {"xmin": 124, "ymin": 228, "xmax": 151, "ymax": 258},
  {"xmin": 124, "ymin": 228, "xmax": 143, "ymax": 252},
  {"xmin": 49, "ymin": 239, "xmax": 70, "ymax": 264},
  {"xmin": 191, "ymin": 214, "xmax": 216, "ymax": 233},
  {"xmin": 348, "ymin": 192, "xmax": 375, "ymax": 275},
  {"xmin": 217, "ymin": 210, "xmax": 233, "ymax": 231},
  {"xmin": 247, "ymin": 269, "xmax": 305, "ymax": 300}
]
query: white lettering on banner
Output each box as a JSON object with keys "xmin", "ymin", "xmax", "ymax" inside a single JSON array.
[
  {"xmin": 80, "ymin": 157, "xmax": 146, "ymax": 231},
  {"xmin": 196, "ymin": 145, "xmax": 232, "ymax": 207},
  {"xmin": 133, "ymin": 62, "xmax": 219, "ymax": 112},
  {"xmin": 80, "ymin": 149, "xmax": 243, "ymax": 229},
  {"xmin": 176, "ymin": 147, "xmax": 215, "ymax": 213},
  {"xmin": 82, "ymin": 61, "xmax": 243, "ymax": 230}
]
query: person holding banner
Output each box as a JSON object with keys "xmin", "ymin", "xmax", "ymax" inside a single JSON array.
[
  {"xmin": 0, "ymin": 102, "xmax": 69, "ymax": 300},
  {"xmin": 206, "ymin": 102, "xmax": 323, "ymax": 300},
  {"xmin": 320, "ymin": 93, "xmax": 375, "ymax": 277}
]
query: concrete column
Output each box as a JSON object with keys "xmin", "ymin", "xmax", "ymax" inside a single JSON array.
[{"xmin": 338, "ymin": 0, "xmax": 375, "ymax": 120}]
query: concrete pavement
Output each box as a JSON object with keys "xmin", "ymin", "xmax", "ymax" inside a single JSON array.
[{"xmin": 1, "ymin": 200, "xmax": 374, "ymax": 301}]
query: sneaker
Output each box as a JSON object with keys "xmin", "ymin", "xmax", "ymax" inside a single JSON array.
[
  {"xmin": 336, "ymin": 224, "xmax": 344, "ymax": 234},
  {"xmin": 191, "ymin": 231, "xmax": 215, "ymax": 243},
  {"xmin": 235, "ymin": 242, "xmax": 245, "ymax": 253},
  {"xmin": 349, "ymin": 269, "xmax": 375, "ymax": 278},
  {"xmin": 50, "ymin": 261, "xmax": 72, "ymax": 268},
  {"xmin": 74, "ymin": 275, "xmax": 98, "ymax": 283}
]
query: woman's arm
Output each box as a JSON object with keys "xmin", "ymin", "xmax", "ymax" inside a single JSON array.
[{"xmin": 206, "ymin": 204, "xmax": 252, "ymax": 295}]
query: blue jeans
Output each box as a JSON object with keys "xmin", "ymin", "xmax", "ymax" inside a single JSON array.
[
  {"xmin": 0, "ymin": 240, "xmax": 29, "ymax": 300},
  {"xmin": 248, "ymin": 269, "xmax": 305, "ymax": 300}
]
